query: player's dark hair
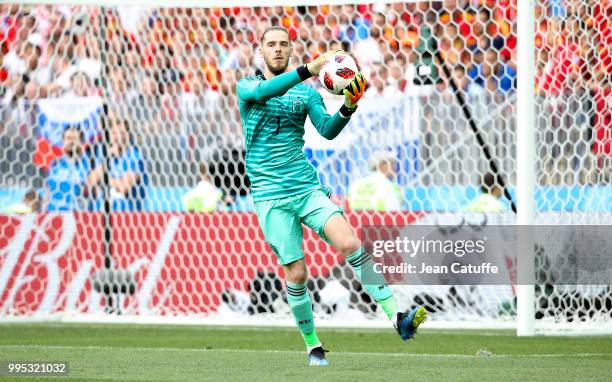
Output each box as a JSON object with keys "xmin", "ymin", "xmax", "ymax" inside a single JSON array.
[
  {"xmin": 260, "ymin": 26, "xmax": 290, "ymax": 44},
  {"xmin": 199, "ymin": 162, "xmax": 210, "ymax": 178},
  {"xmin": 24, "ymin": 188, "xmax": 38, "ymax": 202},
  {"xmin": 479, "ymin": 8, "xmax": 491, "ymax": 19},
  {"xmin": 481, "ymin": 172, "xmax": 501, "ymax": 194},
  {"xmin": 63, "ymin": 125, "xmax": 84, "ymax": 141},
  {"xmin": 24, "ymin": 188, "xmax": 41, "ymax": 211},
  {"xmin": 110, "ymin": 115, "xmax": 130, "ymax": 134},
  {"xmin": 107, "ymin": 114, "xmax": 135, "ymax": 148}
]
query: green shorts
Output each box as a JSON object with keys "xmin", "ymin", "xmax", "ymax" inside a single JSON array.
[{"xmin": 254, "ymin": 188, "xmax": 343, "ymax": 265}]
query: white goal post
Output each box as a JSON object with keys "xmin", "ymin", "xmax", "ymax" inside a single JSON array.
[
  {"xmin": 1, "ymin": 0, "xmax": 610, "ymax": 335},
  {"xmin": 516, "ymin": 0, "xmax": 535, "ymax": 337}
]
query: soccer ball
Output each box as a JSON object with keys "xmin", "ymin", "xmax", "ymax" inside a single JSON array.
[{"xmin": 318, "ymin": 53, "xmax": 358, "ymax": 95}]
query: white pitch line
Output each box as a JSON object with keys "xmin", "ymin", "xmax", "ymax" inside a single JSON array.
[
  {"xmin": 0, "ymin": 344, "xmax": 609, "ymax": 359},
  {"xmin": 0, "ymin": 323, "xmax": 518, "ymax": 337}
]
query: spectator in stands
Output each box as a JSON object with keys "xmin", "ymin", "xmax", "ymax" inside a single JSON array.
[
  {"xmin": 3, "ymin": 1, "xmax": 609, "ymax": 206},
  {"xmin": 4, "ymin": 188, "xmax": 41, "ymax": 214},
  {"xmin": 63, "ymin": 70, "xmax": 95, "ymax": 98},
  {"xmin": 467, "ymin": 50, "xmax": 485, "ymax": 86},
  {"xmin": 1, "ymin": 38, "xmax": 49, "ymax": 102},
  {"xmin": 387, "ymin": 59, "xmax": 402, "ymax": 87},
  {"xmin": 88, "ymin": 115, "xmax": 147, "ymax": 211},
  {"xmin": 43, "ymin": 125, "xmax": 89, "ymax": 211},
  {"xmin": 469, "ymin": 50, "xmax": 516, "ymax": 95},
  {"xmin": 371, "ymin": 11, "xmax": 392, "ymax": 41},
  {"xmin": 348, "ymin": 150, "xmax": 402, "ymax": 212},
  {"xmin": 493, "ymin": 55, "xmax": 517, "ymax": 94},
  {"xmin": 364, "ymin": 63, "xmax": 386, "ymax": 97},
  {"xmin": 108, "ymin": 66, "xmax": 136, "ymax": 108},
  {"xmin": 290, "ymin": 39, "xmax": 308, "ymax": 66},
  {"xmin": 132, "ymin": 71, "xmax": 162, "ymax": 136},
  {"xmin": 453, "ymin": 65, "xmax": 470, "ymax": 93},
  {"xmin": 182, "ymin": 163, "xmax": 223, "ymax": 213},
  {"xmin": 463, "ymin": 172, "xmax": 506, "ymax": 213},
  {"xmin": 353, "ymin": 27, "xmax": 383, "ymax": 67},
  {"xmin": 364, "ymin": 63, "xmax": 403, "ymax": 102},
  {"xmin": 180, "ymin": 67, "xmax": 222, "ymax": 160}
]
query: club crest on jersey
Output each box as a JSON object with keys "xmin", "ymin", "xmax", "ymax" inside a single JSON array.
[{"xmin": 292, "ymin": 100, "xmax": 304, "ymax": 112}]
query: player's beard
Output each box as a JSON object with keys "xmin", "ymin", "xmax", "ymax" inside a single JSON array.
[
  {"xmin": 65, "ymin": 146, "xmax": 82, "ymax": 159},
  {"xmin": 264, "ymin": 55, "xmax": 290, "ymax": 75}
]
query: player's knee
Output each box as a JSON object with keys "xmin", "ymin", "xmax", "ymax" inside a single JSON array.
[
  {"xmin": 285, "ymin": 263, "xmax": 308, "ymax": 284},
  {"xmin": 286, "ymin": 270, "xmax": 308, "ymax": 285},
  {"xmin": 336, "ymin": 237, "xmax": 361, "ymax": 257}
]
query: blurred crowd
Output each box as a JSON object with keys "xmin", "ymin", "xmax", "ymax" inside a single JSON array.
[
  {"xmin": 0, "ymin": 1, "xmax": 610, "ymax": 210},
  {"xmin": 0, "ymin": 1, "xmax": 525, "ymax": 106},
  {"xmin": 2, "ymin": 1, "xmax": 608, "ymax": 103}
]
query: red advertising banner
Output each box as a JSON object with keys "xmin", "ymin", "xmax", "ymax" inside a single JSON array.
[{"xmin": 0, "ymin": 212, "xmax": 419, "ymax": 316}]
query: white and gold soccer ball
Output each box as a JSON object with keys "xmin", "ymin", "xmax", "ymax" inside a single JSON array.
[{"xmin": 318, "ymin": 53, "xmax": 358, "ymax": 95}]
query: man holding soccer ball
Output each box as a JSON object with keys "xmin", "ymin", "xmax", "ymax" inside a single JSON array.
[{"xmin": 236, "ymin": 26, "xmax": 426, "ymax": 366}]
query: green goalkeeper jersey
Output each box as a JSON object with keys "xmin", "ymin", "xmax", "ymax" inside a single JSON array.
[{"xmin": 237, "ymin": 69, "xmax": 351, "ymax": 201}]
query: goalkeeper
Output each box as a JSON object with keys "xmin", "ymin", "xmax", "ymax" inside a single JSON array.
[{"xmin": 236, "ymin": 26, "xmax": 426, "ymax": 366}]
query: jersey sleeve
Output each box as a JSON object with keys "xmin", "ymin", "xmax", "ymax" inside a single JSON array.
[
  {"xmin": 236, "ymin": 70, "xmax": 304, "ymax": 104},
  {"xmin": 307, "ymin": 88, "xmax": 350, "ymax": 140}
]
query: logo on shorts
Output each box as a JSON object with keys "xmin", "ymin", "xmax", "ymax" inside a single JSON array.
[{"xmin": 292, "ymin": 100, "xmax": 304, "ymax": 113}]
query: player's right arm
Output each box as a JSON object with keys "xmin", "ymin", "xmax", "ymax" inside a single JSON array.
[
  {"xmin": 236, "ymin": 69, "xmax": 309, "ymax": 103},
  {"xmin": 236, "ymin": 50, "xmax": 342, "ymax": 104}
]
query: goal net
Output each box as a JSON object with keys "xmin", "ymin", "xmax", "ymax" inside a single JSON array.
[{"xmin": 0, "ymin": 0, "xmax": 610, "ymax": 333}]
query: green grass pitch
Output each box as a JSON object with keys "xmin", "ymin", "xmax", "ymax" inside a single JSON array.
[{"xmin": 0, "ymin": 323, "xmax": 610, "ymax": 381}]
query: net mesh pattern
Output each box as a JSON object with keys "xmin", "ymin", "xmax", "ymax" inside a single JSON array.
[{"xmin": 0, "ymin": 1, "xmax": 610, "ymax": 328}]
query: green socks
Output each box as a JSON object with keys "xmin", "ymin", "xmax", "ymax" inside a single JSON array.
[
  {"xmin": 286, "ymin": 248, "xmax": 399, "ymax": 351},
  {"xmin": 378, "ymin": 296, "xmax": 400, "ymax": 321},
  {"xmin": 286, "ymin": 281, "xmax": 321, "ymax": 348},
  {"xmin": 346, "ymin": 248, "xmax": 399, "ymax": 320}
]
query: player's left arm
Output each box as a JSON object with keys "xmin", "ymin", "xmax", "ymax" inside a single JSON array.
[{"xmin": 308, "ymin": 73, "xmax": 366, "ymax": 140}]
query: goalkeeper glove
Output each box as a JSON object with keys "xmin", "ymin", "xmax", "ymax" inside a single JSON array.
[{"xmin": 343, "ymin": 73, "xmax": 366, "ymax": 110}]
